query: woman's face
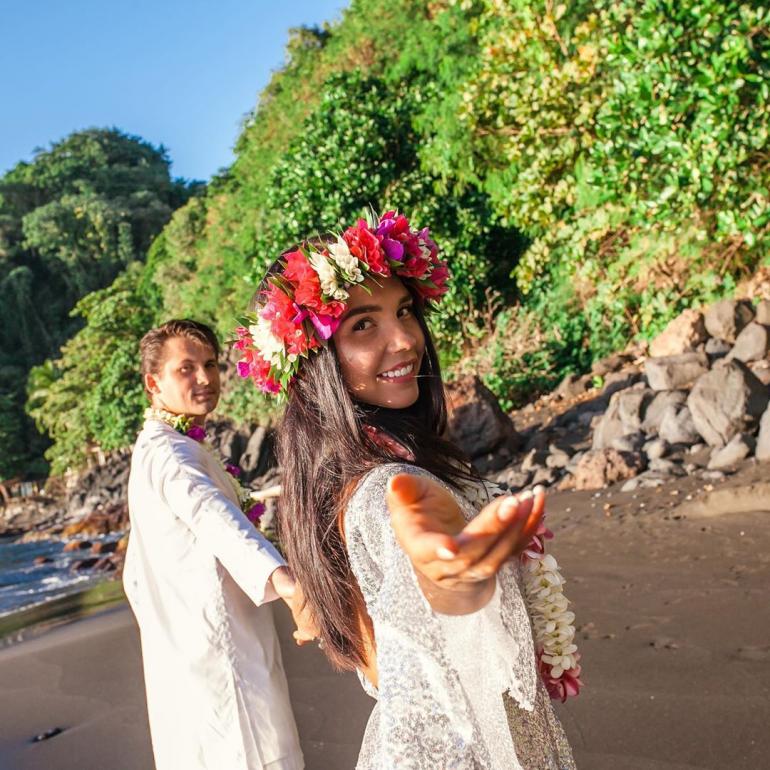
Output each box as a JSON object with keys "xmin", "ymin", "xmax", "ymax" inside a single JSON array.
[{"xmin": 333, "ymin": 276, "xmax": 426, "ymax": 409}]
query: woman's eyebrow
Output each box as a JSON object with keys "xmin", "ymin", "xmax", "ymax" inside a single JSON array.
[{"xmin": 343, "ymin": 304, "xmax": 381, "ymax": 320}]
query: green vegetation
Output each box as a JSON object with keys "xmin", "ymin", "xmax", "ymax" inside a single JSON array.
[
  {"xmin": 0, "ymin": 129, "xmax": 196, "ymax": 477},
  {"xmin": 4, "ymin": 0, "xmax": 768, "ymax": 477}
]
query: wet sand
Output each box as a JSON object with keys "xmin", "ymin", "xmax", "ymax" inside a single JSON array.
[{"xmin": 1, "ymin": 462, "xmax": 768, "ymax": 769}]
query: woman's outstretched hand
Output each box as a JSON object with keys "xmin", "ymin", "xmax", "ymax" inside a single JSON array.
[{"xmin": 386, "ymin": 474, "xmax": 545, "ymax": 613}]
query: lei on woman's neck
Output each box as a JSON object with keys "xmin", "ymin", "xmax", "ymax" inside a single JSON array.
[
  {"xmin": 144, "ymin": 407, "xmax": 265, "ymax": 525},
  {"xmin": 234, "ymin": 209, "xmax": 449, "ymax": 397}
]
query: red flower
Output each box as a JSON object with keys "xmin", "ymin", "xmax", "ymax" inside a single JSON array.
[
  {"xmin": 344, "ymin": 220, "xmax": 390, "ymax": 275},
  {"xmin": 413, "ymin": 262, "xmax": 450, "ymax": 300}
]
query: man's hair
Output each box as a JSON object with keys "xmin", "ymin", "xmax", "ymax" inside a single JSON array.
[{"xmin": 140, "ymin": 319, "xmax": 220, "ymax": 393}]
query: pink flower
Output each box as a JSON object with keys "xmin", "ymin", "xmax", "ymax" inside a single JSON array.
[
  {"xmin": 186, "ymin": 425, "xmax": 206, "ymax": 442},
  {"xmin": 538, "ymin": 653, "xmax": 583, "ymax": 702},
  {"xmin": 246, "ymin": 502, "xmax": 266, "ymax": 524},
  {"xmin": 225, "ymin": 463, "xmax": 242, "ymax": 478}
]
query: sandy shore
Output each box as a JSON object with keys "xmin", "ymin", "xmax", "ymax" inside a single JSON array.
[{"xmin": 1, "ymin": 461, "xmax": 768, "ymax": 769}]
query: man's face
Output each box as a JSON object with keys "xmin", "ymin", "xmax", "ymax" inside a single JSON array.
[{"xmin": 145, "ymin": 336, "xmax": 221, "ymax": 419}]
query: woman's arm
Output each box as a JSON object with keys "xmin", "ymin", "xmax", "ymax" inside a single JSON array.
[{"xmin": 386, "ymin": 474, "xmax": 544, "ymax": 615}]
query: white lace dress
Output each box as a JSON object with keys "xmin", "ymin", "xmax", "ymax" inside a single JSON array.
[{"xmin": 344, "ymin": 463, "xmax": 576, "ymax": 770}]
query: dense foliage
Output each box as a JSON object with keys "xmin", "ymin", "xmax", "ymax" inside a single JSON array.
[
  {"xmin": 7, "ymin": 0, "xmax": 769, "ymax": 476},
  {"xmin": 0, "ymin": 129, "xmax": 194, "ymax": 477}
]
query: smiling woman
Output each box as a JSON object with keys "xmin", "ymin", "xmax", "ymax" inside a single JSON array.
[
  {"xmin": 334, "ymin": 277, "xmax": 426, "ymax": 409},
  {"xmin": 235, "ymin": 211, "xmax": 578, "ymax": 769}
]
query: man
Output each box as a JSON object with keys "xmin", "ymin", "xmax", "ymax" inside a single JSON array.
[{"xmin": 123, "ymin": 319, "xmax": 309, "ymax": 770}]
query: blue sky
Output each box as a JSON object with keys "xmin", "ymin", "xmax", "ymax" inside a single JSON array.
[{"xmin": 1, "ymin": 0, "xmax": 348, "ymax": 181}]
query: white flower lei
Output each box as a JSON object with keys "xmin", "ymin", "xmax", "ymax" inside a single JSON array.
[{"xmin": 143, "ymin": 408, "xmax": 264, "ymax": 523}]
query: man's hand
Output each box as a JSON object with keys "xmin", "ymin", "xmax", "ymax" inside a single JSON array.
[
  {"xmin": 386, "ymin": 474, "xmax": 545, "ymax": 612},
  {"xmin": 270, "ymin": 566, "xmax": 319, "ymax": 646}
]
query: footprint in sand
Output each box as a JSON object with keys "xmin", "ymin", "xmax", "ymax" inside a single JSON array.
[{"xmin": 735, "ymin": 646, "xmax": 770, "ymax": 662}]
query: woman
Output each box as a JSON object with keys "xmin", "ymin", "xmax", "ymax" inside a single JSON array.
[{"xmin": 235, "ymin": 211, "xmax": 580, "ymax": 769}]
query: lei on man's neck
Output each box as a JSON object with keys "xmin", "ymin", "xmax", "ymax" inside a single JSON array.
[
  {"xmin": 233, "ymin": 209, "xmax": 450, "ymax": 397},
  {"xmin": 144, "ymin": 407, "xmax": 265, "ymax": 525}
]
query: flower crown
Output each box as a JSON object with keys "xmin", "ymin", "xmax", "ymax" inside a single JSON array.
[{"xmin": 234, "ymin": 210, "xmax": 450, "ymax": 395}]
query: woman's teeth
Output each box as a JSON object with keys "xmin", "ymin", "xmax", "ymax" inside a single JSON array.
[{"xmin": 380, "ymin": 363, "xmax": 414, "ymax": 379}]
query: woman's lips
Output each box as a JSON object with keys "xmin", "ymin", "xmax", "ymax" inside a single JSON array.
[{"xmin": 377, "ymin": 361, "xmax": 417, "ymax": 383}]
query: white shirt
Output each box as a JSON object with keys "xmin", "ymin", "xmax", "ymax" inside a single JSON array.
[{"xmin": 123, "ymin": 419, "xmax": 303, "ymax": 770}]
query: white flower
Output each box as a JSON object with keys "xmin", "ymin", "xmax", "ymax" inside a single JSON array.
[
  {"xmin": 249, "ymin": 316, "xmax": 284, "ymax": 367},
  {"xmin": 309, "ymin": 251, "xmax": 346, "ymax": 300},
  {"xmin": 328, "ymin": 238, "xmax": 364, "ymax": 284}
]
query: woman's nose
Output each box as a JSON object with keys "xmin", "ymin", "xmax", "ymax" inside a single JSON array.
[{"xmin": 387, "ymin": 323, "xmax": 417, "ymax": 353}]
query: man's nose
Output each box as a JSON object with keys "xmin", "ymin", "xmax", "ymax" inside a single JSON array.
[{"xmin": 196, "ymin": 367, "xmax": 212, "ymax": 384}]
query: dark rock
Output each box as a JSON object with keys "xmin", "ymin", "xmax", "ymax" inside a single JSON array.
[
  {"xmin": 705, "ymin": 337, "xmax": 732, "ymax": 359},
  {"xmin": 493, "ymin": 467, "xmax": 532, "ymax": 491},
  {"xmin": 648, "ymin": 458, "xmax": 685, "ymax": 476},
  {"xmin": 570, "ymin": 449, "xmax": 644, "ymax": 490},
  {"xmin": 649, "ymin": 309, "xmax": 708, "ymax": 357},
  {"xmin": 63, "ymin": 540, "xmax": 92, "ymax": 553},
  {"xmin": 755, "ymin": 299, "xmax": 770, "ymax": 326},
  {"xmin": 641, "ymin": 390, "xmax": 688, "ymax": 435},
  {"xmin": 556, "ymin": 373, "xmax": 591, "ymax": 400},
  {"xmin": 708, "ymin": 433, "xmax": 755, "ymax": 470},
  {"xmin": 644, "ymin": 352, "xmax": 709, "ymax": 391},
  {"xmin": 91, "ymin": 540, "xmax": 118, "ymax": 555},
  {"xmin": 750, "ymin": 359, "xmax": 770, "ymax": 386},
  {"xmin": 591, "ymin": 353, "xmax": 633, "ymax": 377},
  {"xmin": 610, "ymin": 432, "xmax": 645, "ymax": 453},
  {"xmin": 592, "ymin": 387, "xmax": 654, "ymax": 450},
  {"xmin": 446, "ymin": 376, "xmax": 522, "ymax": 464},
  {"xmin": 532, "ymin": 466, "xmax": 559, "ymax": 487},
  {"xmin": 704, "ymin": 299, "xmax": 755, "ymax": 343},
  {"xmin": 602, "ymin": 371, "xmax": 642, "ymax": 398},
  {"xmin": 727, "ymin": 322, "xmax": 770, "ymax": 363},
  {"xmin": 71, "ymin": 557, "xmax": 100, "ymax": 572},
  {"xmin": 643, "ymin": 438, "xmax": 669, "ymax": 461},
  {"xmin": 659, "ymin": 405, "xmax": 701, "ymax": 445},
  {"xmin": 755, "ymin": 407, "xmax": 770, "ymax": 461},
  {"xmin": 687, "ymin": 359, "xmax": 769, "ymax": 446},
  {"xmin": 521, "ymin": 448, "xmax": 548, "ymax": 472}
]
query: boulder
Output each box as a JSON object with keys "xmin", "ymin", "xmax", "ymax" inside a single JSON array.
[
  {"xmin": 707, "ymin": 433, "xmax": 755, "ymax": 470},
  {"xmin": 591, "ymin": 352, "xmax": 633, "ymax": 377},
  {"xmin": 592, "ymin": 386, "xmax": 654, "ymax": 450},
  {"xmin": 755, "ymin": 299, "xmax": 770, "ymax": 326},
  {"xmin": 705, "ymin": 338, "xmax": 732, "ymax": 359},
  {"xmin": 658, "ymin": 405, "xmax": 701, "ymax": 445},
  {"xmin": 727, "ymin": 323, "xmax": 770, "ymax": 363},
  {"xmin": 641, "ymin": 391, "xmax": 688, "ymax": 435},
  {"xmin": 521, "ymin": 448, "xmax": 548, "ymax": 473},
  {"xmin": 556, "ymin": 373, "xmax": 591, "ymax": 400},
  {"xmin": 610, "ymin": 432, "xmax": 645, "ymax": 453},
  {"xmin": 757, "ymin": 407, "xmax": 770, "ymax": 462},
  {"xmin": 750, "ymin": 360, "xmax": 770, "ymax": 386},
  {"xmin": 648, "ymin": 457, "xmax": 686, "ymax": 476},
  {"xmin": 644, "ymin": 352, "xmax": 709, "ymax": 391},
  {"xmin": 446, "ymin": 377, "xmax": 522, "ymax": 465},
  {"xmin": 687, "ymin": 359, "xmax": 769, "ymax": 446},
  {"xmin": 493, "ymin": 467, "xmax": 532, "ymax": 491},
  {"xmin": 570, "ymin": 449, "xmax": 644, "ymax": 490},
  {"xmin": 704, "ymin": 299, "xmax": 755, "ymax": 343},
  {"xmin": 643, "ymin": 438, "xmax": 669, "ymax": 461},
  {"xmin": 532, "ymin": 467, "xmax": 559, "ymax": 487},
  {"xmin": 649, "ymin": 309, "xmax": 708, "ymax": 357}
]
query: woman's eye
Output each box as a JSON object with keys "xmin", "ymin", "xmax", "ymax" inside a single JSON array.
[
  {"xmin": 398, "ymin": 305, "xmax": 414, "ymax": 318},
  {"xmin": 353, "ymin": 318, "xmax": 373, "ymax": 331},
  {"xmin": 180, "ymin": 367, "xmax": 190, "ymax": 374}
]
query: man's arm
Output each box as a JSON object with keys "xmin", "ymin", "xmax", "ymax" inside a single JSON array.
[{"xmin": 153, "ymin": 436, "xmax": 285, "ymax": 605}]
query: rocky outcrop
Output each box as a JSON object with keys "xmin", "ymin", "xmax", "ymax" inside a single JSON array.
[{"xmin": 446, "ymin": 376, "xmax": 522, "ymax": 473}]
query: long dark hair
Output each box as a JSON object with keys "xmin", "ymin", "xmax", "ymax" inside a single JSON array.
[{"xmin": 270, "ymin": 277, "xmax": 473, "ymax": 671}]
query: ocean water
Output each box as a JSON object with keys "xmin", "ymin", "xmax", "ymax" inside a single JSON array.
[{"xmin": 0, "ymin": 535, "xmax": 121, "ymax": 616}]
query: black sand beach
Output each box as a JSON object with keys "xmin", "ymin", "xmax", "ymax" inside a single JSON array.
[{"xmin": 1, "ymin": 463, "xmax": 769, "ymax": 769}]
